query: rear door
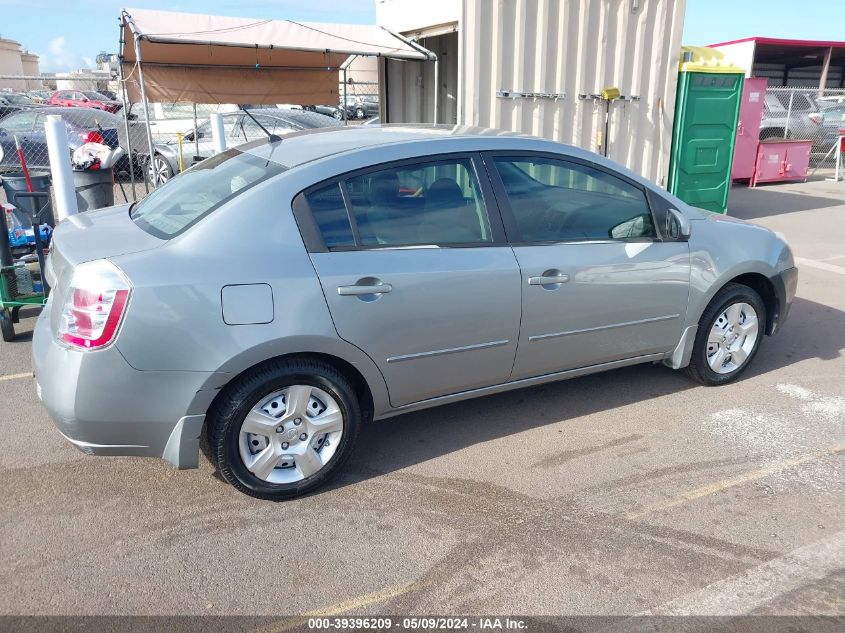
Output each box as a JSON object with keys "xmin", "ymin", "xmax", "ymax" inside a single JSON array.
[
  {"xmin": 299, "ymin": 154, "xmax": 522, "ymax": 407},
  {"xmin": 486, "ymin": 153, "xmax": 690, "ymax": 380}
]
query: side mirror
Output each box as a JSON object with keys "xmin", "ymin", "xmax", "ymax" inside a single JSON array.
[{"xmin": 666, "ymin": 208, "xmax": 691, "ymax": 240}]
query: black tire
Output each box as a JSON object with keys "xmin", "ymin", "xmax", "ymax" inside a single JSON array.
[
  {"xmin": 208, "ymin": 358, "xmax": 361, "ymax": 500},
  {"xmin": 683, "ymin": 283, "xmax": 766, "ymax": 386},
  {"xmin": 332, "ymin": 110, "xmax": 343, "ymax": 120},
  {"xmin": 356, "ymin": 107, "xmax": 365, "ymax": 119},
  {"xmin": 1, "ymin": 311, "xmax": 14, "ymax": 342},
  {"xmin": 759, "ymin": 128, "xmax": 788, "ymax": 141}
]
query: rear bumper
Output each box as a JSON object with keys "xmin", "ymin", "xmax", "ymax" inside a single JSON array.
[
  {"xmin": 31, "ymin": 308, "xmax": 221, "ymax": 469},
  {"xmin": 769, "ymin": 266, "xmax": 798, "ymax": 335}
]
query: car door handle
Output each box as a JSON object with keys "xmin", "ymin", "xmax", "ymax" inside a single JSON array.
[
  {"xmin": 337, "ymin": 283, "xmax": 393, "ymax": 296},
  {"xmin": 528, "ymin": 273, "xmax": 569, "ymax": 285}
]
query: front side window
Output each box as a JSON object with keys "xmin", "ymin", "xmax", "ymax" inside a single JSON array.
[
  {"xmin": 131, "ymin": 149, "xmax": 285, "ymax": 238},
  {"xmin": 344, "ymin": 158, "xmax": 492, "ymax": 247},
  {"xmin": 494, "ymin": 157, "xmax": 655, "ymax": 242}
]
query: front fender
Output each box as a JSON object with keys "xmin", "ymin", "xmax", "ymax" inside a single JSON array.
[{"xmin": 685, "ymin": 215, "xmax": 793, "ymax": 329}]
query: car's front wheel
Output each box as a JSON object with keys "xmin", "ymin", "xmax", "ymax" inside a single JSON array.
[
  {"xmin": 208, "ymin": 359, "xmax": 360, "ymax": 500},
  {"xmin": 683, "ymin": 283, "xmax": 766, "ymax": 386}
]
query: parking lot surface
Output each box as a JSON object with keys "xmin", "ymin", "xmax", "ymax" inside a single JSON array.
[{"xmin": 1, "ymin": 178, "xmax": 844, "ymax": 617}]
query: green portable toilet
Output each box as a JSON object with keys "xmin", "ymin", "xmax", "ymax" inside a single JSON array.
[{"xmin": 668, "ymin": 46, "xmax": 745, "ymax": 213}]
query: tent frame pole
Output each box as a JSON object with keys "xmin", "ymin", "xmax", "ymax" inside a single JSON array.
[
  {"xmin": 343, "ymin": 66, "xmax": 348, "ymax": 126},
  {"xmin": 134, "ymin": 34, "xmax": 157, "ymax": 190},
  {"xmin": 433, "ymin": 57, "xmax": 439, "ymax": 124},
  {"xmin": 117, "ymin": 20, "xmax": 137, "ymax": 202}
]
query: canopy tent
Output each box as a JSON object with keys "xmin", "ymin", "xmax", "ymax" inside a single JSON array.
[
  {"xmin": 120, "ymin": 7, "xmax": 436, "ymax": 104},
  {"xmin": 117, "ymin": 7, "xmax": 437, "ymax": 192}
]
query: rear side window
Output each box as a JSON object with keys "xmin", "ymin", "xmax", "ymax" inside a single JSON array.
[
  {"xmin": 131, "ymin": 149, "xmax": 285, "ymax": 238},
  {"xmin": 345, "ymin": 158, "xmax": 492, "ymax": 247},
  {"xmin": 304, "ymin": 183, "xmax": 355, "ymax": 248},
  {"xmin": 494, "ymin": 157, "xmax": 655, "ymax": 242}
]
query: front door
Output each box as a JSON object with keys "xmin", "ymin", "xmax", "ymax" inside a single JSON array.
[
  {"xmin": 487, "ymin": 154, "xmax": 691, "ymax": 380},
  {"xmin": 304, "ymin": 155, "xmax": 522, "ymax": 407}
]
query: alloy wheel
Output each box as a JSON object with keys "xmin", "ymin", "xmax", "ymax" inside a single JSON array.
[{"xmin": 148, "ymin": 156, "xmax": 171, "ymax": 185}]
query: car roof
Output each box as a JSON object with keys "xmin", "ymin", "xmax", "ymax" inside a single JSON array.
[
  {"xmin": 5, "ymin": 106, "xmax": 121, "ymax": 127},
  {"xmin": 236, "ymin": 123, "xmax": 665, "ymax": 198},
  {"xmin": 242, "ymin": 124, "xmax": 517, "ymax": 165},
  {"xmin": 247, "ymin": 108, "xmax": 341, "ymax": 129}
]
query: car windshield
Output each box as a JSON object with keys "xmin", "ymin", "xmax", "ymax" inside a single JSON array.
[
  {"xmin": 83, "ymin": 91, "xmax": 110, "ymax": 100},
  {"xmin": 130, "ymin": 149, "xmax": 286, "ymax": 238},
  {"xmin": 5, "ymin": 94, "xmax": 33, "ymax": 105}
]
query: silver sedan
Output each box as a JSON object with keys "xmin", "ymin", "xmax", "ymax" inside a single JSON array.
[{"xmin": 32, "ymin": 125, "xmax": 797, "ymax": 500}]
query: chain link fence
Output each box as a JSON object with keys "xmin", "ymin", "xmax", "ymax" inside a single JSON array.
[
  {"xmin": 3, "ymin": 75, "xmax": 841, "ymax": 214},
  {"xmin": 1, "ymin": 75, "xmax": 361, "ymax": 212},
  {"xmin": 762, "ymin": 87, "xmax": 845, "ymax": 168}
]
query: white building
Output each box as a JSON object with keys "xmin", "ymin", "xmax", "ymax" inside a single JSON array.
[{"xmin": 375, "ymin": 0, "xmax": 687, "ymax": 184}]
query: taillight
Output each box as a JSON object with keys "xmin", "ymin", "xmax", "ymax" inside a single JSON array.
[
  {"xmin": 808, "ymin": 113, "xmax": 823, "ymax": 125},
  {"xmin": 80, "ymin": 130, "xmax": 104, "ymax": 144},
  {"xmin": 58, "ymin": 260, "xmax": 131, "ymax": 350}
]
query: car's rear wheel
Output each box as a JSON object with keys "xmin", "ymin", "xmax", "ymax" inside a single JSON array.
[
  {"xmin": 147, "ymin": 154, "xmax": 173, "ymax": 186},
  {"xmin": 332, "ymin": 110, "xmax": 343, "ymax": 120},
  {"xmin": 683, "ymin": 283, "xmax": 766, "ymax": 386},
  {"xmin": 208, "ymin": 359, "xmax": 360, "ymax": 500},
  {"xmin": 356, "ymin": 107, "xmax": 365, "ymax": 119}
]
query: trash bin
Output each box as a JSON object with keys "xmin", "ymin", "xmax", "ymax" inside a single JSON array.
[
  {"xmin": 1, "ymin": 172, "xmax": 54, "ymax": 227},
  {"xmin": 73, "ymin": 168, "xmax": 114, "ymax": 212}
]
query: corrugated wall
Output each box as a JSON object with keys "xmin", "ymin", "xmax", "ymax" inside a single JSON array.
[{"xmin": 460, "ymin": 0, "xmax": 686, "ymax": 184}]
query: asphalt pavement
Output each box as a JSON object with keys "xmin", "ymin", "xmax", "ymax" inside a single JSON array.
[{"xmin": 1, "ymin": 177, "xmax": 843, "ymax": 619}]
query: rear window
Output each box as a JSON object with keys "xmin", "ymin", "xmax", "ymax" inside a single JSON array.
[{"xmin": 130, "ymin": 149, "xmax": 285, "ymax": 238}]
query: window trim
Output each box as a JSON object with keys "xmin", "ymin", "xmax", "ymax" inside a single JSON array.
[
  {"xmin": 295, "ymin": 152, "xmax": 508, "ymax": 253},
  {"xmin": 481, "ymin": 150, "xmax": 665, "ymax": 245}
]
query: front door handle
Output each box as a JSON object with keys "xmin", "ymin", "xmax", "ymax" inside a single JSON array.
[
  {"xmin": 337, "ymin": 282, "xmax": 393, "ymax": 296},
  {"xmin": 528, "ymin": 273, "xmax": 569, "ymax": 285}
]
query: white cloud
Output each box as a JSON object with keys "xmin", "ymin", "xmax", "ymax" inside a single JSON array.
[{"xmin": 37, "ymin": 36, "xmax": 94, "ymax": 73}]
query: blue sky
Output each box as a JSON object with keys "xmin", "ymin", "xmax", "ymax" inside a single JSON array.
[{"xmin": 2, "ymin": 0, "xmax": 844, "ymax": 73}]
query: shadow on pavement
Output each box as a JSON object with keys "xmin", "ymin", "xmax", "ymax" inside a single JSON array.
[
  {"xmin": 727, "ymin": 184, "xmax": 843, "ymax": 220},
  {"xmin": 340, "ymin": 296, "xmax": 844, "ymax": 484}
]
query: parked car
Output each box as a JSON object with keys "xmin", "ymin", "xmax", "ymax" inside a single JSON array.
[
  {"xmin": 760, "ymin": 92, "xmax": 822, "ymax": 144},
  {"xmin": 32, "ymin": 126, "xmax": 797, "ymax": 500},
  {"xmin": 27, "ymin": 90, "xmax": 52, "ymax": 104},
  {"xmin": 48, "ymin": 90, "xmax": 122, "ymax": 114},
  {"xmin": 303, "ymin": 104, "xmax": 349, "ymax": 120},
  {"xmin": 126, "ymin": 102, "xmax": 241, "ymax": 138},
  {"xmin": 146, "ymin": 108, "xmax": 341, "ymax": 185},
  {"xmin": 0, "ymin": 107, "xmax": 121, "ymax": 174},
  {"xmin": 0, "ymin": 93, "xmax": 40, "ymax": 118},
  {"xmin": 351, "ymin": 95, "xmax": 379, "ymax": 119},
  {"xmin": 813, "ymin": 103, "xmax": 845, "ymax": 154}
]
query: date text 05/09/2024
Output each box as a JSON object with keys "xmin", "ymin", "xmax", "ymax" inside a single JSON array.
[{"xmin": 307, "ymin": 617, "xmax": 528, "ymax": 630}]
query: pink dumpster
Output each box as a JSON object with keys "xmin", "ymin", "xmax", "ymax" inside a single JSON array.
[{"xmin": 750, "ymin": 139, "xmax": 813, "ymax": 187}]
